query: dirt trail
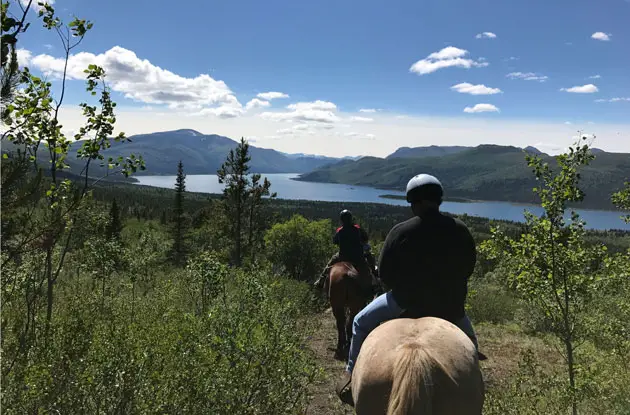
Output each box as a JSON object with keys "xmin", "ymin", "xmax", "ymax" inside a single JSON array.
[{"xmin": 304, "ymin": 307, "xmax": 354, "ymax": 415}]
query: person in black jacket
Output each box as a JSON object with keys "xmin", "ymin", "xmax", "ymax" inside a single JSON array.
[
  {"xmin": 336, "ymin": 173, "xmax": 484, "ymax": 404},
  {"xmin": 313, "ymin": 210, "xmax": 376, "ymax": 294}
]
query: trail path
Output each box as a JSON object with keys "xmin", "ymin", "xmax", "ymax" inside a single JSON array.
[{"xmin": 304, "ymin": 307, "xmax": 354, "ymax": 415}]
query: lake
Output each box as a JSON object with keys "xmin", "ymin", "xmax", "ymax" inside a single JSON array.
[{"xmin": 133, "ymin": 173, "xmax": 630, "ymax": 231}]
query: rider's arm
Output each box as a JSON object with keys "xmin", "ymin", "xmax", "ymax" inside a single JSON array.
[
  {"xmin": 377, "ymin": 226, "xmax": 400, "ymax": 290},
  {"xmin": 459, "ymin": 223, "xmax": 477, "ymax": 280},
  {"xmin": 333, "ymin": 230, "xmax": 340, "ymax": 245}
]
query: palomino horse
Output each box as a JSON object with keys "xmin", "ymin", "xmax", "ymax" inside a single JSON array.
[
  {"xmin": 326, "ymin": 261, "xmax": 373, "ymax": 361},
  {"xmin": 351, "ymin": 317, "xmax": 485, "ymax": 415}
]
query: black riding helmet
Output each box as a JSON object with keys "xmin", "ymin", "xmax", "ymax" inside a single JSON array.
[
  {"xmin": 405, "ymin": 174, "xmax": 444, "ymax": 204},
  {"xmin": 339, "ymin": 209, "xmax": 353, "ymax": 225}
]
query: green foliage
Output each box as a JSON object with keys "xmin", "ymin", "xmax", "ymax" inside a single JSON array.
[
  {"xmin": 480, "ymin": 136, "xmax": 627, "ymax": 415},
  {"xmin": 612, "ymin": 181, "xmax": 630, "ymax": 223},
  {"xmin": 466, "ymin": 274, "xmax": 519, "ymax": 324},
  {"xmin": 264, "ymin": 214, "xmax": 336, "ymax": 281}
]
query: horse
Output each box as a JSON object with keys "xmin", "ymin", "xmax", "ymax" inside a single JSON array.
[
  {"xmin": 326, "ymin": 261, "xmax": 374, "ymax": 361},
  {"xmin": 350, "ymin": 316, "xmax": 485, "ymax": 415}
]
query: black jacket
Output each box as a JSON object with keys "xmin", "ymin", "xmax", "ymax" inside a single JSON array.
[
  {"xmin": 334, "ymin": 224, "xmax": 368, "ymax": 263},
  {"xmin": 377, "ymin": 211, "xmax": 476, "ymax": 323}
]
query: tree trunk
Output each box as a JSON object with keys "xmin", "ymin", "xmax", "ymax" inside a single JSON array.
[
  {"xmin": 45, "ymin": 247, "xmax": 53, "ymax": 325},
  {"xmin": 565, "ymin": 336, "xmax": 577, "ymax": 415}
]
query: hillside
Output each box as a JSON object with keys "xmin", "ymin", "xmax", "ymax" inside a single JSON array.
[
  {"xmin": 386, "ymin": 145, "xmax": 471, "ymax": 159},
  {"xmin": 8, "ymin": 129, "xmax": 342, "ymax": 176},
  {"xmin": 296, "ymin": 144, "xmax": 630, "ymax": 210}
]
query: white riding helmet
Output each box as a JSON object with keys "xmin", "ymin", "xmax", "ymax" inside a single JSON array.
[{"xmin": 405, "ymin": 174, "xmax": 443, "ymax": 203}]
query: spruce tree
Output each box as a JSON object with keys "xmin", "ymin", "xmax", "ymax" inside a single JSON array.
[
  {"xmin": 169, "ymin": 160, "xmax": 188, "ymax": 265},
  {"xmin": 217, "ymin": 138, "xmax": 276, "ymax": 266},
  {"xmin": 106, "ymin": 199, "xmax": 123, "ymax": 240}
]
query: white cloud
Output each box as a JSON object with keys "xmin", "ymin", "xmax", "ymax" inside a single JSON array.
[
  {"xmin": 591, "ymin": 32, "xmax": 611, "ymax": 41},
  {"xmin": 589, "ymin": 74, "xmax": 601, "ymax": 79},
  {"xmin": 245, "ymin": 98, "xmax": 270, "ymax": 111},
  {"xmin": 16, "ymin": 48, "xmax": 32, "ymax": 67},
  {"xmin": 506, "ymin": 72, "xmax": 548, "ymax": 82},
  {"xmin": 475, "ymin": 32, "xmax": 497, "ymax": 39},
  {"xmin": 20, "ymin": 0, "xmax": 54, "ymax": 12},
  {"xmin": 196, "ymin": 105, "xmax": 244, "ymax": 119},
  {"xmin": 260, "ymin": 100, "xmax": 340, "ymax": 124},
  {"xmin": 22, "ymin": 46, "xmax": 242, "ymax": 117},
  {"xmin": 350, "ymin": 116, "xmax": 374, "ymax": 122},
  {"xmin": 450, "ymin": 82, "xmax": 502, "ymax": 95},
  {"xmin": 560, "ymin": 84, "xmax": 599, "ymax": 93},
  {"xmin": 359, "ymin": 108, "xmax": 378, "ymax": 113},
  {"xmin": 337, "ymin": 132, "xmax": 376, "ymax": 139},
  {"xmin": 463, "ymin": 103, "xmax": 500, "ymax": 113},
  {"xmin": 287, "ymin": 100, "xmax": 337, "ymax": 111},
  {"xmin": 504, "ymin": 56, "xmax": 519, "ymax": 61},
  {"xmin": 409, "ymin": 46, "xmax": 488, "ymax": 75},
  {"xmin": 565, "ymin": 121, "xmax": 572, "ymax": 125},
  {"xmin": 595, "ymin": 97, "xmax": 630, "ymax": 103},
  {"xmin": 256, "ymin": 91, "xmax": 289, "ymax": 100}
]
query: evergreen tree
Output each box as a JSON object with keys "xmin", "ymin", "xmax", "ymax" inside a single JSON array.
[
  {"xmin": 217, "ymin": 138, "xmax": 250, "ymax": 267},
  {"xmin": 169, "ymin": 160, "xmax": 188, "ymax": 265},
  {"xmin": 106, "ymin": 199, "xmax": 123, "ymax": 240},
  {"xmin": 217, "ymin": 138, "xmax": 276, "ymax": 266}
]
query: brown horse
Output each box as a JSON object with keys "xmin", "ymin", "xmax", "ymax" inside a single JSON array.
[
  {"xmin": 351, "ymin": 317, "xmax": 485, "ymax": 414},
  {"xmin": 326, "ymin": 261, "xmax": 373, "ymax": 361}
]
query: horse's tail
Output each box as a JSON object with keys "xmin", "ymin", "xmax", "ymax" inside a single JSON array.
[{"xmin": 386, "ymin": 343, "xmax": 436, "ymax": 415}]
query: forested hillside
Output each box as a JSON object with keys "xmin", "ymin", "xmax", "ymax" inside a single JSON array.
[{"xmin": 297, "ymin": 144, "xmax": 630, "ymax": 210}]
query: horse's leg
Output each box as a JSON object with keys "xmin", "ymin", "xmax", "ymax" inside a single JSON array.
[{"xmin": 332, "ymin": 306, "xmax": 347, "ymax": 360}]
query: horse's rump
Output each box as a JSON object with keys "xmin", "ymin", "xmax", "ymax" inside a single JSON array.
[{"xmin": 351, "ymin": 317, "xmax": 484, "ymax": 414}]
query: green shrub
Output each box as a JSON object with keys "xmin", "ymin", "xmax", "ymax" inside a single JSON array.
[
  {"xmin": 2, "ymin": 258, "xmax": 320, "ymax": 414},
  {"xmin": 467, "ymin": 275, "xmax": 519, "ymax": 324}
]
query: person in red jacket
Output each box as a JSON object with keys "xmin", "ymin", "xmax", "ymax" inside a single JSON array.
[{"xmin": 313, "ymin": 210, "xmax": 376, "ymax": 294}]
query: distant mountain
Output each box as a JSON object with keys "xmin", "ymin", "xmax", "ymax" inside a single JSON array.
[
  {"xmin": 523, "ymin": 146, "xmax": 544, "ymax": 155},
  {"xmin": 386, "ymin": 145, "xmax": 470, "ymax": 159},
  {"xmin": 28, "ymin": 129, "xmax": 344, "ymax": 176},
  {"xmin": 296, "ymin": 144, "xmax": 630, "ymax": 210}
]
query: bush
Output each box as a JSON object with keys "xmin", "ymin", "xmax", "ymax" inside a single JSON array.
[
  {"xmin": 264, "ymin": 214, "xmax": 335, "ymax": 281},
  {"xmin": 467, "ymin": 273, "xmax": 519, "ymax": 324},
  {"xmin": 2, "ymin": 256, "xmax": 320, "ymax": 414}
]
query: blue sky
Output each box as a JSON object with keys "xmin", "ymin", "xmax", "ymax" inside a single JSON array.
[{"xmin": 11, "ymin": 0, "xmax": 630, "ymax": 156}]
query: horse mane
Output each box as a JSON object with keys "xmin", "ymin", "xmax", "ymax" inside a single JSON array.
[{"xmin": 386, "ymin": 342, "xmax": 442, "ymax": 415}]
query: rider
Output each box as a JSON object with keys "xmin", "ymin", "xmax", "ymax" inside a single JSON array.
[
  {"xmin": 335, "ymin": 173, "xmax": 485, "ymax": 405},
  {"xmin": 313, "ymin": 210, "xmax": 376, "ymax": 293}
]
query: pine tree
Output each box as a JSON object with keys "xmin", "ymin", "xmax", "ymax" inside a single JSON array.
[
  {"xmin": 106, "ymin": 199, "xmax": 123, "ymax": 240},
  {"xmin": 169, "ymin": 160, "xmax": 188, "ymax": 265},
  {"xmin": 217, "ymin": 138, "xmax": 250, "ymax": 267},
  {"xmin": 217, "ymin": 138, "xmax": 276, "ymax": 266}
]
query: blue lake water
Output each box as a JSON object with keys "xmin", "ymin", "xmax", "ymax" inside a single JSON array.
[{"xmin": 133, "ymin": 173, "xmax": 630, "ymax": 231}]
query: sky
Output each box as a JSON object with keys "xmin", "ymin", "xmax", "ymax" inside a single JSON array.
[{"xmin": 10, "ymin": 0, "xmax": 630, "ymax": 157}]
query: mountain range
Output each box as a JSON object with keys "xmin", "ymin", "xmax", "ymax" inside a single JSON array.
[
  {"xmin": 296, "ymin": 144, "xmax": 629, "ymax": 210},
  {"xmin": 10, "ymin": 129, "xmax": 344, "ymax": 176},
  {"xmin": 3, "ymin": 129, "xmax": 626, "ymax": 210}
]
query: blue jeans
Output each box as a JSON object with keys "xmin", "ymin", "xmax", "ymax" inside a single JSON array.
[{"xmin": 346, "ymin": 291, "xmax": 480, "ymax": 373}]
